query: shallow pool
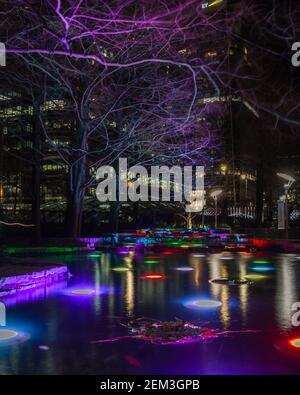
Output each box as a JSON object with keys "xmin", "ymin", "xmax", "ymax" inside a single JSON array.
[{"xmin": 1, "ymin": 251, "xmax": 300, "ymax": 374}]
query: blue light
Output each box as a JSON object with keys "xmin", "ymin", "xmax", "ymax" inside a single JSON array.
[{"xmin": 250, "ymin": 266, "xmax": 274, "ymax": 272}]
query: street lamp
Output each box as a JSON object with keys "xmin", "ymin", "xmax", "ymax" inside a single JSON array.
[
  {"xmin": 240, "ymin": 174, "xmax": 248, "ymax": 199},
  {"xmin": 211, "ymin": 189, "xmax": 222, "ymax": 229},
  {"xmin": 220, "ymin": 164, "xmax": 227, "ymax": 174},
  {"xmin": 277, "ymin": 173, "xmax": 296, "ymax": 239}
]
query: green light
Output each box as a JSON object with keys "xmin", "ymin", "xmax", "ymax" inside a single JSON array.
[
  {"xmin": 145, "ymin": 260, "xmax": 159, "ymax": 264},
  {"xmin": 252, "ymin": 260, "xmax": 269, "ymax": 264},
  {"xmin": 244, "ymin": 274, "xmax": 268, "ymax": 280}
]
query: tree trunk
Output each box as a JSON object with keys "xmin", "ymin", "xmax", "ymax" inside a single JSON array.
[
  {"xmin": 66, "ymin": 124, "xmax": 87, "ymax": 238},
  {"xmin": 32, "ymin": 101, "xmax": 41, "ymax": 243},
  {"xmin": 110, "ymin": 201, "xmax": 120, "ymax": 232},
  {"xmin": 66, "ymin": 184, "xmax": 85, "ymax": 238},
  {"xmin": 256, "ymin": 161, "xmax": 264, "ymax": 227},
  {"xmin": 187, "ymin": 212, "xmax": 192, "ymax": 229}
]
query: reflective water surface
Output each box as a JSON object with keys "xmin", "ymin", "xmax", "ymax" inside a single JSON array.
[{"xmin": 1, "ymin": 251, "xmax": 300, "ymax": 374}]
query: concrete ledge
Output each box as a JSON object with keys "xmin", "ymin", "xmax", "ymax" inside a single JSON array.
[{"xmin": 0, "ymin": 263, "xmax": 70, "ymax": 297}]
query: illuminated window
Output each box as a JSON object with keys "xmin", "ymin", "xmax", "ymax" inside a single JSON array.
[{"xmin": 204, "ymin": 50, "xmax": 218, "ymax": 58}]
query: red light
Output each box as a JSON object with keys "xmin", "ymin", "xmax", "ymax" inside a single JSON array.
[
  {"xmin": 275, "ymin": 336, "xmax": 300, "ymax": 357},
  {"xmin": 162, "ymin": 251, "xmax": 173, "ymax": 255},
  {"xmin": 251, "ymin": 239, "xmax": 270, "ymax": 248},
  {"xmin": 141, "ymin": 274, "xmax": 166, "ymax": 280}
]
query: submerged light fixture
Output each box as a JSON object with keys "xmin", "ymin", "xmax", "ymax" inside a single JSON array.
[
  {"xmin": 70, "ymin": 289, "xmax": 96, "ymax": 295},
  {"xmin": 112, "ymin": 267, "xmax": 130, "ymax": 272},
  {"xmin": 289, "ymin": 338, "xmax": 300, "ymax": 349},
  {"xmin": 141, "ymin": 274, "xmax": 166, "ymax": 280},
  {"xmin": 175, "ymin": 267, "xmax": 194, "ymax": 271},
  {"xmin": 0, "ymin": 329, "xmax": 29, "ymax": 346},
  {"xmin": 0, "ymin": 330, "xmax": 18, "ymax": 341},
  {"xmin": 184, "ymin": 299, "xmax": 222, "ymax": 309},
  {"xmin": 250, "ymin": 266, "xmax": 274, "ymax": 272},
  {"xmin": 244, "ymin": 274, "xmax": 268, "ymax": 279}
]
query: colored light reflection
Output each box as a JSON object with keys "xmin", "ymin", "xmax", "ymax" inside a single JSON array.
[
  {"xmin": 220, "ymin": 256, "xmax": 233, "ymax": 260},
  {"xmin": 250, "ymin": 266, "xmax": 274, "ymax": 272},
  {"xmin": 192, "ymin": 254, "xmax": 206, "ymax": 258},
  {"xmin": 290, "ymin": 338, "xmax": 300, "ymax": 348},
  {"xmin": 209, "ymin": 278, "xmax": 250, "ymax": 285},
  {"xmin": 145, "ymin": 260, "xmax": 159, "ymax": 264},
  {"xmin": 244, "ymin": 274, "xmax": 268, "ymax": 280},
  {"xmin": 252, "ymin": 260, "xmax": 269, "ymax": 264},
  {"xmin": 141, "ymin": 274, "xmax": 166, "ymax": 280},
  {"xmin": 175, "ymin": 267, "xmax": 194, "ymax": 271},
  {"xmin": 184, "ymin": 299, "xmax": 222, "ymax": 309},
  {"xmin": 70, "ymin": 289, "xmax": 96, "ymax": 295}
]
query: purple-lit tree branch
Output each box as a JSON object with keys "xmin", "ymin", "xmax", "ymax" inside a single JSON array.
[{"xmin": 0, "ymin": 0, "xmax": 243, "ymax": 236}]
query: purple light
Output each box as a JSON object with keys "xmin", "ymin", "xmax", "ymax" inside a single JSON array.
[
  {"xmin": 0, "ymin": 266, "xmax": 70, "ymax": 297},
  {"xmin": 175, "ymin": 267, "xmax": 194, "ymax": 271}
]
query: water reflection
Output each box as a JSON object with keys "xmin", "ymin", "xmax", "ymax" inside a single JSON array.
[
  {"xmin": 1, "ymin": 252, "xmax": 300, "ymax": 374},
  {"xmin": 276, "ymin": 255, "xmax": 297, "ymax": 330},
  {"xmin": 1, "ymin": 280, "xmax": 67, "ymax": 308},
  {"xmin": 238, "ymin": 255, "xmax": 249, "ymax": 326}
]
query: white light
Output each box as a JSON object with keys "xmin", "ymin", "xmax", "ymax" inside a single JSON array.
[
  {"xmin": 175, "ymin": 267, "xmax": 194, "ymax": 271},
  {"xmin": 185, "ymin": 299, "xmax": 222, "ymax": 309}
]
